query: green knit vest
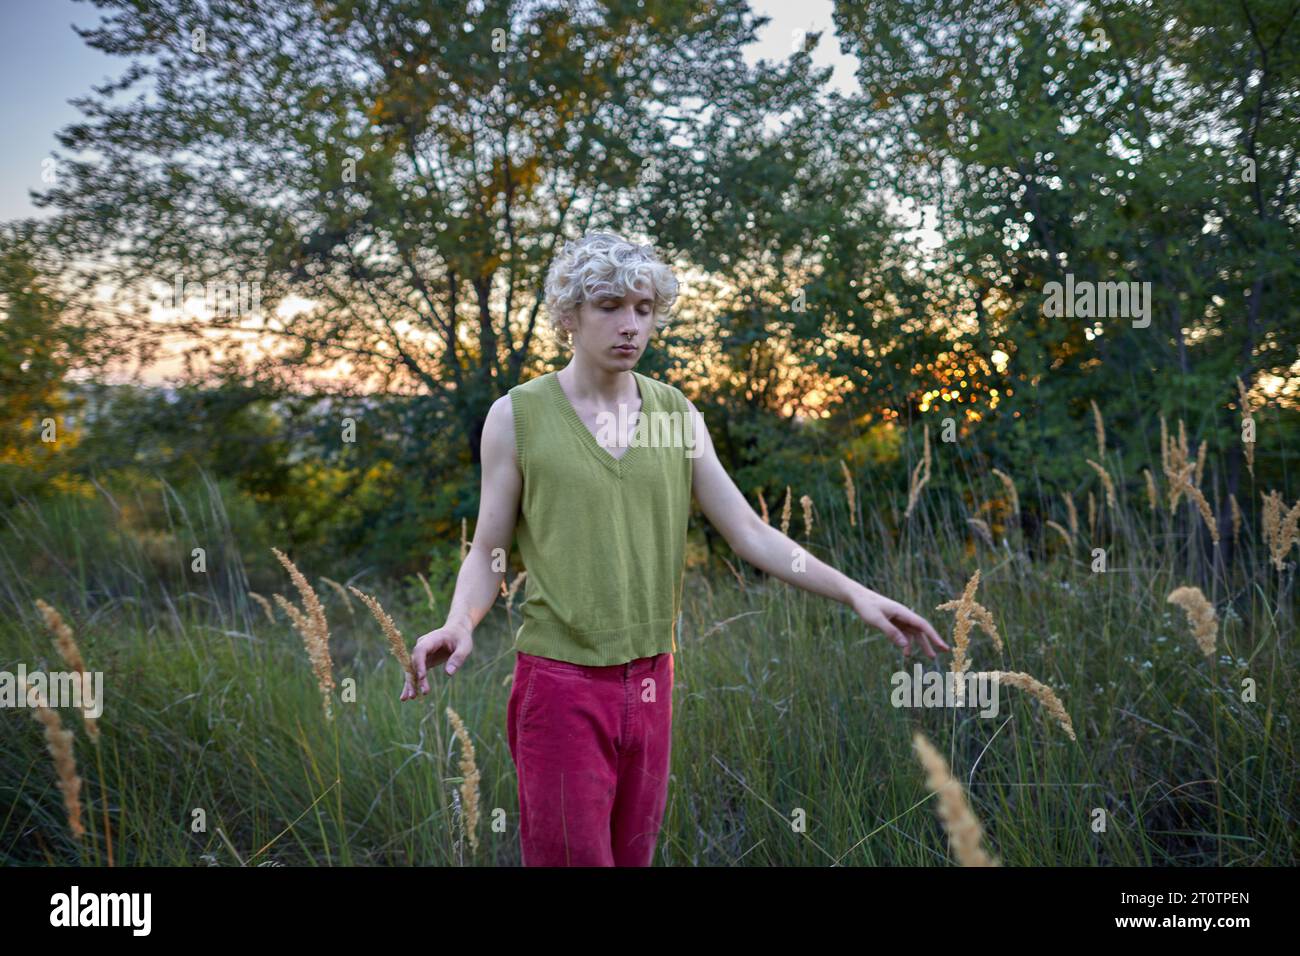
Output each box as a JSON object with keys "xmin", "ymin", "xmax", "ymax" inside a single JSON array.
[{"xmin": 508, "ymin": 369, "xmax": 694, "ymax": 665}]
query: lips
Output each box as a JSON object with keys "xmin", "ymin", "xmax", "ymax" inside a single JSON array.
[{"xmin": 613, "ymin": 344, "xmax": 636, "ymax": 353}]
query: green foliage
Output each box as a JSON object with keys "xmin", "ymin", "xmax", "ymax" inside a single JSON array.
[
  {"xmin": 833, "ymin": 0, "xmax": 1299, "ymax": 491},
  {"xmin": 3, "ymin": 449, "xmax": 1294, "ymax": 866},
  {"xmin": 0, "ymin": 224, "xmax": 88, "ymax": 500}
]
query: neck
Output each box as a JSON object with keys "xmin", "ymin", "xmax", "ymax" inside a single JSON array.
[{"xmin": 559, "ymin": 356, "xmax": 638, "ymax": 405}]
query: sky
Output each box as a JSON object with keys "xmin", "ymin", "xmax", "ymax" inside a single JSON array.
[
  {"xmin": 0, "ymin": 0, "xmax": 876, "ymax": 390},
  {"xmin": 0, "ymin": 0, "xmax": 862, "ymax": 222},
  {"xmin": 0, "ymin": 0, "xmax": 120, "ymax": 223}
]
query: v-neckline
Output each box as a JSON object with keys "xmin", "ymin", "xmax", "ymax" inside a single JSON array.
[{"xmin": 549, "ymin": 370, "xmax": 647, "ymax": 478}]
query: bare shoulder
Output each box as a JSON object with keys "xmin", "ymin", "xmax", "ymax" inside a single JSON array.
[
  {"xmin": 489, "ymin": 392, "xmax": 514, "ymax": 422},
  {"xmin": 681, "ymin": 394, "xmax": 708, "ymax": 428},
  {"xmin": 483, "ymin": 393, "xmax": 519, "ymax": 470},
  {"xmin": 473, "ymin": 394, "xmax": 523, "ymax": 553}
]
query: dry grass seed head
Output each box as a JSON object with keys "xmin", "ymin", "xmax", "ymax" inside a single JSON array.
[
  {"xmin": 1143, "ymin": 468, "xmax": 1159, "ymax": 514},
  {"xmin": 271, "ymin": 548, "xmax": 335, "ymax": 719},
  {"xmin": 505, "ymin": 571, "xmax": 527, "ymax": 610},
  {"xmin": 348, "ymin": 585, "xmax": 419, "ymax": 688},
  {"xmin": 912, "ymin": 732, "xmax": 998, "ymax": 867},
  {"xmin": 936, "ymin": 569, "xmax": 983, "ymax": 676},
  {"xmin": 1166, "ymin": 586, "xmax": 1217, "ymax": 659},
  {"xmin": 1086, "ymin": 459, "xmax": 1117, "ymax": 511},
  {"xmin": 1236, "ymin": 377, "xmax": 1255, "ymax": 478},
  {"xmin": 905, "ymin": 426, "xmax": 932, "ymax": 520},
  {"xmin": 1045, "ymin": 520, "xmax": 1073, "ymax": 552},
  {"xmin": 35, "ymin": 599, "xmax": 99, "ymax": 745},
  {"xmin": 1064, "ymin": 491, "xmax": 1079, "ymax": 538},
  {"xmin": 446, "ymin": 707, "xmax": 481, "ymax": 853},
  {"xmin": 840, "ymin": 459, "xmax": 857, "ymax": 527},
  {"xmin": 1261, "ymin": 491, "xmax": 1300, "ymax": 571},
  {"xmin": 320, "ymin": 576, "xmax": 355, "ymax": 615},
  {"xmin": 248, "ymin": 591, "xmax": 276, "ymax": 624},
  {"xmin": 991, "ymin": 670, "xmax": 1077, "ymax": 741},
  {"xmin": 1090, "ymin": 398, "xmax": 1105, "ymax": 459},
  {"xmin": 992, "ymin": 468, "xmax": 1019, "ymax": 518},
  {"xmin": 25, "ymin": 677, "xmax": 85, "ymax": 840}
]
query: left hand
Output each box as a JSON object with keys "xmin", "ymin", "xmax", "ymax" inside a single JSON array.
[{"xmin": 852, "ymin": 589, "xmax": 949, "ymax": 659}]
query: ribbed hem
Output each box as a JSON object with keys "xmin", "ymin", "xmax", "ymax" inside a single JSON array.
[
  {"xmin": 510, "ymin": 384, "xmax": 528, "ymax": 472},
  {"xmin": 514, "ymin": 618, "xmax": 676, "ymax": 666}
]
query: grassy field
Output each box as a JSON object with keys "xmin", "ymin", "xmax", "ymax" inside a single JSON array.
[{"xmin": 2, "ymin": 419, "xmax": 1296, "ymax": 866}]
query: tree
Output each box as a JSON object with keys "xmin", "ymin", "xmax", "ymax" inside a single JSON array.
[
  {"xmin": 834, "ymin": 0, "xmax": 1300, "ymax": 518},
  {"xmin": 0, "ymin": 223, "xmax": 90, "ymax": 499},
  {"xmin": 37, "ymin": 0, "xmax": 840, "ymax": 469}
]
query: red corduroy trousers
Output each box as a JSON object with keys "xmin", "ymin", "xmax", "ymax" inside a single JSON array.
[{"xmin": 506, "ymin": 649, "xmax": 674, "ymax": 866}]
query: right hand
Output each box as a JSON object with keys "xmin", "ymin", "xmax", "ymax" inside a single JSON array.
[{"xmin": 400, "ymin": 622, "xmax": 474, "ymax": 700}]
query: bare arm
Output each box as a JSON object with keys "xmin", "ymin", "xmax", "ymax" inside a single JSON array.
[
  {"xmin": 444, "ymin": 395, "xmax": 522, "ymax": 635},
  {"xmin": 402, "ymin": 394, "xmax": 521, "ymax": 697},
  {"xmin": 685, "ymin": 399, "xmax": 948, "ymax": 659}
]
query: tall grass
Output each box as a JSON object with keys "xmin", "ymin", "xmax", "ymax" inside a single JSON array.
[{"xmin": 1, "ymin": 413, "xmax": 1296, "ymax": 865}]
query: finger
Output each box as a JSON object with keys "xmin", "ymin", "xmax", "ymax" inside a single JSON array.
[
  {"xmin": 919, "ymin": 617, "xmax": 948, "ymax": 650},
  {"xmin": 900, "ymin": 620, "xmax": 937, "ymax": 658},
  {"xmin": 423, "ymin": 634, "xmax": 452, "ymax": 675},
  {"xmin": 413, "ymin": 642, "xmax": 428, "ymax": 683},
  {"xmin": 419, "ymin": 635, "xmax": 454, "ymax": 690},
  {"xmin": 925, "ymin": 624, "xmax": 949, "ymax": 651},
  {"xmin": 899, "ymin": 608, "xmax": 951, "ymax": 655},
  {"xmin": 899, "ymin": 624, "xmax": 928, "ymax": 659},
  {"xmin": 871, "ymin": 614, "xmax": 909, "ymax": 652},
  {"xmin": 426, "ymin": 639, "xmax": 457, "ymax": 691},
  {"xmin": 445, "ymin": 643, "xmax": 470, "ymax": 675},
  {"xmin": 900, "ymin": 609, "xmax": 948, "ymax": 650}
]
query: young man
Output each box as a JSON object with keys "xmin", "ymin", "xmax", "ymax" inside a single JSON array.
[{"xmin": 400, "ymin": 231, "xmax": 949, "ymax": 866}]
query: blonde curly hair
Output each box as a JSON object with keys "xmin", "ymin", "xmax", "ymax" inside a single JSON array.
[{"xmin": 543, "ymin": 231, "xmax": 679, "ymax": 348}]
